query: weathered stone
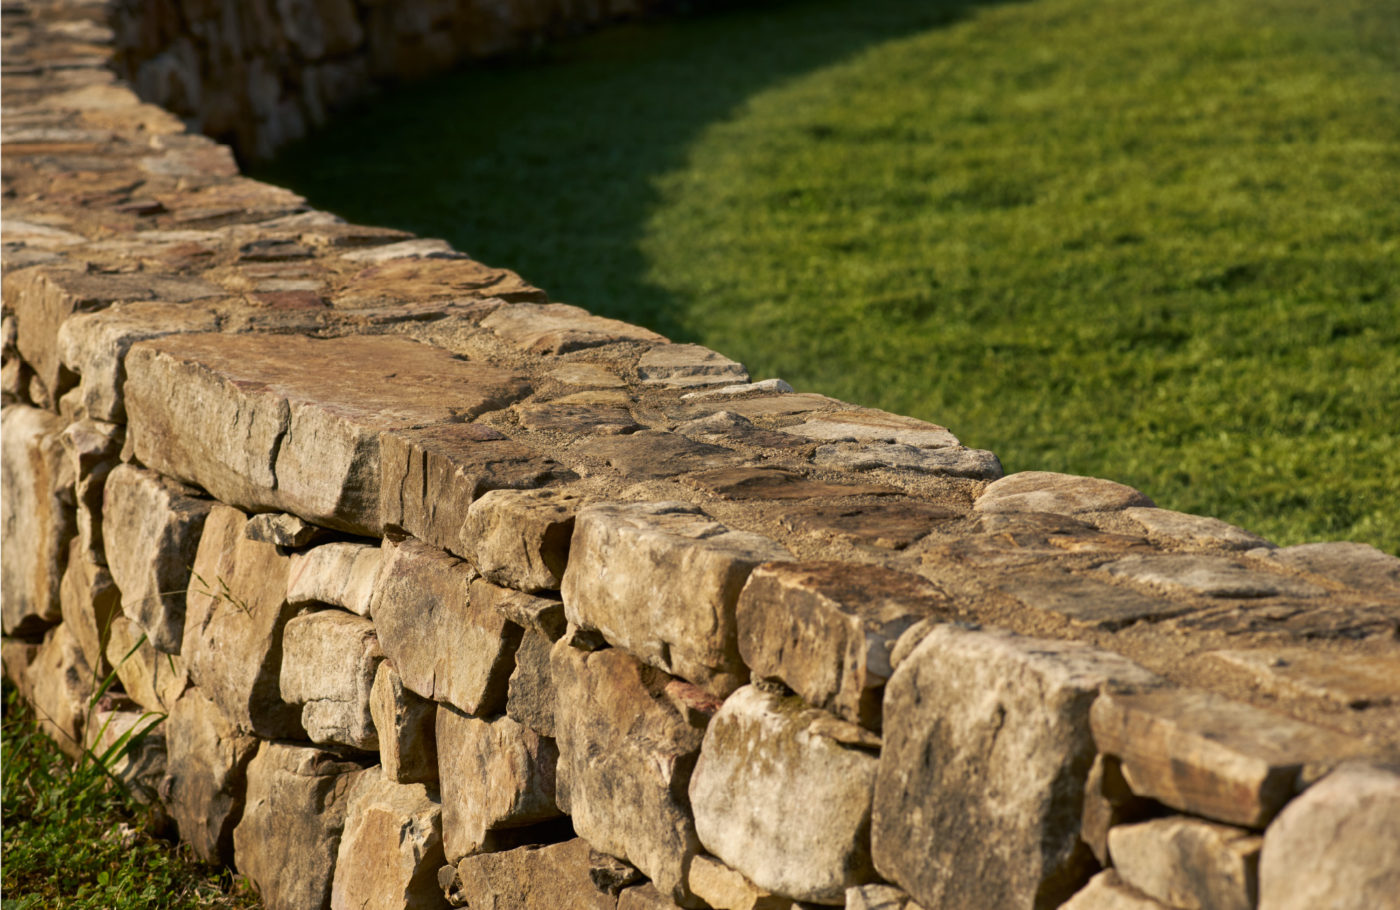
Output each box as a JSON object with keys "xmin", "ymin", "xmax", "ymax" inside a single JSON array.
[
  {"xmin": 975, "ymin": 471, "xmax": 1154, "ymax": 515},
  {"xmin": 160, "ymin": 686, "xmax": 259, "ymax": 864},
  {"xmin": 124, "ymin": 332, "xmax": 533, "ymax": 535},
  {"xmin": 464, "ymin": 487, "xmax": 581, "ymax": 593},
  {"xmin": 681, "ymin": 378, "xmax": 794, "ymax": 399},
  {"xmin": 1, "ymin": 638, "xmax": 42, "ymax": 702},
  {"xmin": 1058, "ymin": 872, "xmax": 1171, "ymax": 910},
  {"xmin": 508, "ymin": 628, "xmax": 558, "ymax": 737},
  {"xmin": 244, "ymin": 511, "xmax": 326, "ymax": 547},
  {"xmin": 480, "ymin": 302, "xmax": 667, "ymax": 354},
  {"xmin": 873, "ymin": 625, "xmax": 1162, "ymax": 910},
  {"xmin": 548, "ymin": 362, "xmax": 626, "ymax": 388},
  {"xmin": 517, "ymin": 394, "xmax": 641, "ymax": 436},
  {"xmin": 23, "ymin": 623, "xmax": 92, "ymax": 758},
  {"xmin": 787, "ymin": 410, "xmax": 958, "ymax": 449},
  {"xmin": 845, "ymin": 885, "xmax": 926, "ymax": 910},
  {"xmin": 182, "ymin": 504, "xmax": 303, "ymax": 738},
  {"xmin": 778, "ymin": 501, "xmax": 960, "ymax": 550},
  {"xmin": 563, "ymin": 501, "xmax": 791, "ymax": 695},
  {"xmin": 1122, "ymin": 507, "xmax": 1271, "ymax": 551},
  {"xmin": 619, "ymin": 883, "xmax": 685, "ymax": 910},
  {"xmin": 370, "ymin": 537, "xmax": 521, "ymax": 715},
  {"xmin": 339, "ymin": 237, "xmax": 458, "ymax": 262},
  {"xmin": 1257, "ymin": 761, "xmax": 1400, "ymax": 910},
  {"xmin": 233, "ymin": 741, "xmax": 370, "ymax": 910},
  {"xmin": 737, "ymin": 561, "xmax": 949, "ymax": 729},
  {"xmin": 995, "ymin": 570, "xmax": 1191, "ymax": 630},
  {"xmin": 281, "ymin": 610, "xmax": 383, "ymax": 750},
  {"xmin": 1204, "ymin": 647, "xmax": 1400, "ymax": 708},
  {"xmin": 551, "ymin": 642, "xmax": 706, "ymax": 904},
  {"xmin": 107, "ymin": 614, "xmax": 188, "ymax": 712},
  {"xmin": 682, "ymin": 466, "xmax": 898, "ymax": 501},
  {"xmin": 571, "ymin": 431, "xmax": 740, "ymax": 480},
  {"xmin": 471, "ymin": 579, "xmax": 567, "ymax": 640},
  {"xmin": 339, "ymin": 257, "xmax": 541, "ymax": 305},
  {"xmin": 59, "ymin": 538, "xmax": 120, "ymax": 674},
  {"xmin": 2, "ymin": 405, "xmax": 74, "ymax": 636},
  {"xmin": 451, "ymin": 838, "xmax": 617, "ymax": 910},
  {"xmin": 1080, "ymin": 754, "xmax": 1156, "ymax": 866},
  {"xmin": 86, "ymin": 707, "xmax": 166, "ymax": 805},
  {"xmin": 330, "ymin": 767, "xmax": 446, "ymax": 910},
  {"xmin": 60, "ymin": 417, "xmax": 122, "ymax": 561},
  {"xmin": 1101, "ymin": 554, "xmax": 1325, "ymax": 599},
  {"xmin": 1167, "ymin": 598, "xmax": 1399, "ymax": 642},
  {"xmin": 370, "ymin": 660, "xmax": 438, "ymax": 786},
  {"xmin": 814, "ymin": 442, "xmax": 1003, "ymax": 479},
  {"xmin": 688, "ymin": 854, "xmax": 794, "ymax": 910},
  {"xmin": 437, "ymin": 707, "xmax": 561, "ymax": 862},
  {"xmin": 103, "ymin": 464, "xmax": 213, "ymax": 653},
  {"xmin": 287, "ymin": 541, "xmax": 382, "ymax": 616},
  {"xmin": 1108, "ymin": 816, "xmax": 1261, "ymax": 910},
  {"xmin": 1264, "ymin": 541, "xmax": 1400, "ymax": 597},
  {"xmin": 691, "ymin": 686, "xmax": 878, "ymax": 903},
  {"xmin": 638, "ymin": 344, "xmax": 748, "ymax": 388},
  {"xmin": 674, "ymin": 410, "xmax": 811, "ymax": 449},
  {"xmin": 590, "ymin": 849, "xmax": 645, "ymax": 895},
  {"xmin": 1090, "ymin": 689, "xmax": 1370, "ymax": 827}
]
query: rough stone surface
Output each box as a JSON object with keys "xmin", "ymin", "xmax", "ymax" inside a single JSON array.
[
  {"xmin": 233, "ymin": 741, "xmax": 370, "ymax": 910},
  {"xmin": 437, "ymin": 707, "xmax": 561, "ymax": 863},
  {"xmin": 562, "ymin": 501, "xmax": 791, "ymax": 695},
  {"xmin": 688, "ymin": 854, "xmax": 794, "ymax": 910},
  {"xmin": 107, "ymin": 614, "xmax": 188, "ymax": 711},
  {"xmin": 637, "ymin": 343, "xmax": 748, "ymax": 388},
  {"xmin": 995, "ymin": 570, "xmax": 1190, "ymax": 630},
  {"xmin": 1059, "ymin": 872, "xmax": 1171, "ymax": 910},
  {"xmin": 619, "ymin": 884, "xmax": 686, "ymax": 910},
  {"xmin": 1257, "ymin": 761, "xmax": 1400, "ymax": 910},
  {"xmin": 471, "ymin": 579, "xmax": 567, "ymax": 640},
  {"xmin": 370, "ymin": 537, "xmax": 521, "ymax": 715},
  {"xmin": 778, "ymin": 501, "xmax": 959, "ymax": 550},
  {"xmin": 2, "ymin": 405, "xmax": 74, "ymax": 636},
  {"xmin": 245, "ymin": 511, "xmax": 326, "ymax": 547},
  {"xmin": 1108, "ymin": 816, "xmax": 1260, "ymax": 910},
  {"xmin": 1079, "ymin": 754, "xmax": 1156, "ymax": 866},
  {"xmin": 286, "ymin": 541, "xmax": 382, "ymax": 616},
  {"xmin": 1090, "ymin": 689, "xmax": 1370, "ymax": 827},
  {"xmin": 330, "ymin": 767, "xmax": 446, "ymax": 910},
  {"xmin": 551, "ymin": 641, "xmax": 706, "ymax": 905},
  {"xmin": 1205, "ymin": 646, "xmax": 1400, "ymax": 708},
  {"xmin": 691, "ymin": 686, "xmax": 878, "ymax": 903},
  {"xmin": 1101, "ymin": 553, "xmax": 1326, "ymax": 599},
  {"xmin": 508, "ymin": 627, "xmax": 558, "ymax": 737},
  {"xmin": 787, "ymin": 410, "xmax": 959, "ymax": 449},
  {"xmin": 1264, "ymin": 541, "xmax": 1400, "ymax": 597},
  {"xmin": 450, "ymin": 838, "xmax": 617, "ymax": 910},
  {"xmin": 814, "ymin": 442, "xmax": 1003, "ymax": 479},
  {"xmin": 103, "ymin": 464, "xmax": 213, "ymax": 653},
  {"xmin": 872, "ymin": 625, "xmax": 1162, "ymax": 910},
  {"xmin": 1123, "ymin": 507, "xmax": 1271, "ymax": 551},
  {"xmin": 58, "ymin": 538, "xmax": 120, "ymax": 675},
  {"xmin": 571, "ymin": 431, "xmax": 739, "ymax": 480},
  {"xmin": 480, "ymin": 302, "xmax": 667, "ymax": 354},
  {"xmin": 23, "ymin": 623, "xmax": 92, "ymax": 758},
  {"xmin": 280, "ymin": 609, "xmax": 383, "ymax": 749},
  {"xmin": 737, "ymin": 561, "xmax": 950, "ymax": 729},
  {"xmin": 975, "ymin": 471, "xmax": 1154, "ymax": 515},
  {"xmin": 370, "ymin": 659, "xmax": 439, "ymax": 786},
  {"xmin": 86, "ymin": 707, "xmax": 167, "ymax": 805},
  {"xmin": 160, "ymin": 686, "xmax": 259, "ymax": 864},
  {"xmin": 464, "ymin": 487, "xmax": 581, "ymax": 593},
  {"xmin": 681, "ymin": 466, "xmax": 898, "ymax": 501},
  {"xmin": 61, "ymin": 417, "xmax": 123, "ymax": 563},
  {"xmin": 845, "ymin": 885, "xmax": 926, "ymax": 910}
]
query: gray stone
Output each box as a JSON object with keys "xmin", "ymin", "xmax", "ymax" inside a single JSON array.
[
  {"xmin": 814, "ymin": 442, "xmax": 1003, "ymax": 479},
  {"xmin": 1263, "ymin": 541, "xmax": 1400, "ymax": 597},
  {"xmin": 244, "ymin": 511, "xmax": 326, "ymax": 547},
  {"xmin": 975, "ymin": 471, "xmax": 1154, "ymax": 515},
  {"xmin": 562, "ymin": 501, "xmax": 791, "ymax": 695},
  {"xmin": 160, "ymin": 686, "xmax": 259, "ymax": 864},
  {"xmin": 1204, "ymin": 647, "xmax": 1400, "ymax": 708},
  {"xmin": 107, "ymin": 614, "xmax": 188, "ymax": 712},
  {"xmin": 508, "ymin": 628, "xmax": 557, "ymax": 737},
  {"xmin": 1257, "ymin": 762, "xmax": 1400, "ymax": 910},
  {"xmin": 688, "ymin": 854, "xmax": 794, "ymax": 910},
  {"xmin": 369, "ymin": 659, "xmax": 438, "ymax": 786},
  {"xmin": 1059, "ymin": 872, "xmax": 1171, "ymax": 910},
  {"xmin": 1122, "ymin": 507, "xmax": 1272, "ymax": 551},
  {"xmin": 872, "ymin": 625, "xmax": 1162, "ymax": 910},
  {"xmin": 995, "ymin": 570, "xmax": 1191, "ymax": 630},
  {"xmin": 1108, "ymin": 816, "xmax": 1260, "ymax": 910},
  {"xmin": 464, "ymin": 487, "xmax": 581, "ymax": 593},
  {"xmin": 59, "ymin": 538, "xmax": 120, "ymax": 676},
  {"xmin": 691, "ymin": 686, "xmax": 878, "ymax": 903},
  {"xmin": 280, "ymin": 610, "xmax": 383, "ymax": 750},
  {"xmin": 103, "ymin": 464, "xmax": 213, "ymax": 653},
  {"xmin": 287, "ymin": 541, "xmax": 382, "ymax": 616},
  {"xmin": 480, "ymin": 302, "xmax": 667, "ymax": 354},
  {"xmin": 638, "ymin": 344, "xmax": 749, "ymax": 388},
  {"xmin": 787, "ymin": 410, "xmax": 958, "ymax": 449},
  {"xmin": 2, "ymin": 405, "xmax": 74, "ymax": 636},
  {"xmin": 450, "ymin": 838, "xmax": 617, "ymax": 910},
  {"xmin": 330, "ymin": 767, "xmax": 446, "ymax": 910},
  {"xmin": 1101, "ymin": 554, "xmax": 1326, "ymax": 599}
]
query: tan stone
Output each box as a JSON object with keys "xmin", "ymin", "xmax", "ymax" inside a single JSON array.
[
  {"xmin": 370, "ymin": 659, "xmax": 438, "ymax": 786},
  {"xmin": 786, "ymin": 410, "xmax": 958, "ymax": 449},
  {"xmin": 23, "ymin": 623, "xmax": 93, "ymax": 758},
  {"xmin": 330, "ymin": 767, "xmax": 446, "ymax": 910},
  {"xmin": 637, "ymin": 343, "xmax": 748, "ymax": 388},
  {"xmin": 470, "ymin": 579, "xmax": 567, "ymax": 640},
  {"xmin": 813, "ymin": 441, "xmax": 1003, "ymax": 479},
  {"xmin": 60, "ymin": 418, "xmax": 123, "ymax": 562},
  {"xmin": 85, "ymin": 707, "xmax": 166, "ymax": 805},
  {"xmin": 571, "ymin": 431, "xmax": 740, "ymax": 480},
  {"xmin": 548, "ymin": 362, "xmax": 626, "ymax": 388},
  {"xmin": 873, "ymin": 625, "xmax": 1162, "ymax": 910},
  {"xmin": 480, "ymin": 302, "xmax": 666, "ymax": 354},
  {"xmin": 517, "ymin": 396, "xmax": 640, "ymax": 436},
  {"xmin": 1101, "ymin": 553, "xmax": 1325, "ymax": 599},
  {"xmin": 737, "ymin": 561, "xmax": 949, "ymax": 730},
  {"xmin": 1108, "ymin": 816, "xmax": 1260, "ymax": 910},
  {"xmin": 160, "ymin": 686, "xmax": 259, "ymax": 864},
  {"xmin": 58, "ymin": 538, "xmax": 120, "ymax": 675},
  {"xmin": 778, "ymin": 500, "xmax": 959, "ymax": 550},
  {"xmin": 995, "ymin": 569, "xmax": 1190, "ymax": 631},
  {"xmin": 975, "ymin": 470, "xmax": 1154, "ymax": 515},
  {"xmin": 844, "ymin": 885, "xmax": 926, "ymax": 910},
  {"xmin": 1264, "ymin": 540, "xmax": 1400, "ymax": 597},
  {"xmin": 688, "ymin": 855, "xmax": 793, "ymax": 910},
  {"xmin": 287, "ymin": 541, "xmax": 382, "ymax": 616},
  {"xmin": 337, "ymin": 257, "xmax": 542, "ymax": 306},
  {"xmin": 562, "ymin": 501, "xmax": 790, "ymax": 695},
  {"xmin": 619, "ymin": 883, "xmax": 685, "ymax": 910},
  {"xmin": 233, "ymin": 741, "xmax": 370, "ymax": 910},
  {"xmin": 463, "ymin": 487, "xmax": 581, "ymax": 593},
  {"xmin": 1080, "ymin": 754, "xmax": 1156, "ymax": 866},
  {"xmin": 280, "ymin": 610, "xmax": 383, "ymax": 749},
  {"xmin": 1205, "ymin": 646, "xmax": 1400, "ymax": 708},
  {"xmin": 1059, "ymin": 872, "xmax": 1172, "ymax": 910},
  {"xmin": 450, "ymin": 838, "xmax": 617, "ymax": 910},
  {"xmin": 1090, "ymin": 689, "xmax": 1370, "ymax": 827},
  {"xmin": 507, "ymin": 628, "xmax": 557, "ymax": 737},
  {"xmin": 244, "ymin": 511, "xmax": 326, "ymax": 547},
  {"xmin": 103, "ymin": 464, "xmax": 213, "ymax": 653},
  {"xmin": 681, "ymin": 466, "xmax": 899, "ymax": 501},
  {"xmin": 437, "ymin": 707, "xmax": 561, "ymax": 863},
  {"xmin": 1122, "ymin": 507, "xmax": 1271, "ymax": 551},
  {"xmin": 107, "ymin": 614, "xmax": 188, "ymax": 712},
  {"xmin": 2, "ymin": 405, "xmax": 75, "ymax": 636},
  {"xmin": 1, "ymin": 638, "xmax": 42, "ymax": 702}
]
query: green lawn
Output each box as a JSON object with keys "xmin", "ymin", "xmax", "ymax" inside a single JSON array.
[{"xmin": 254, "ymin": 0, "xmax": 1400, "ymax": 553}]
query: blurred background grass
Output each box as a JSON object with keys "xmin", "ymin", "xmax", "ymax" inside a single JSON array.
[{"xmin": 254, "ymin": 0, "xmax": 1400, "ymax": 553}]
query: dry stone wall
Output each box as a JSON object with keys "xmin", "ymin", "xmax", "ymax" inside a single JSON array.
[{"xmin": 4, "ymin": 2, "xmax": 1400, "ymax": 909}]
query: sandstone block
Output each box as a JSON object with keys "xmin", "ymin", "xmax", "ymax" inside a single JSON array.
[
  {"xmin": 1080, "ymin": 754, "xmax": 1156, "ymax": 866},
  {"xmin": 107, "ymin": 614, "xmax": 188, "ymax": 712},
  {"xmin": 1059, "ymin": 872, "xmax": 1172, "ymax": 910},
  {"xmin": 688, "ymin": 854, "xmax": 793, "ymax": 910},
  {"xmin": 370, "ymin": 659, "xmax": 438, "ymax": 785},
  {"xmin": 572, "ymin": 431, "xmax": 740, "ymax": 480},
  {"xmin": 620, "ymin": 883, "xmax": 686, "ymax": 910},
  {"xmin": 682, "ymin": 378, "xmax": 794, "ymax": 399},
  {"xmin": 787, "ymin": 410, "xmax": 958, "ymax": 449},
  {"xmin": 1108, "ymin": 816, "xmax": 1260, "ymax": 910},
  {"xmin": 517, "ymin": 393, "xmax": 641, "ymax": 437},
  {"xmin": 60, "ymin": 418, "xmax": 123, "ymax": 562},
  {"xmin": 681, "ymin": 466, "xmax": 899, "ymax": 500},
  {"xmin": 691, "ymin": 686, "xmax": 878, "ymax": 903},
  {"xmin": 244, "ymin": 511, "xmax": 327, "ymax": 547},
  {"xmin": 23, "ymin": 623, "xmax": 92, "ymax": 758},
  {"xmin": 1090, "ymin": 689, "xmax": 1369, "ymax": 827},
  {"xmin": 845, "ymin": 885, "xmax": 926, "ymax": 910},
  {"xmin": 470, "ymin": 579, "xmax": 567, "ymax": 640},
  {"xmin": 737, "ymin": 562, "xmax": 948, "ymax": 730},
  {"xmin": 562, "ymin": 502, "xmax": 791, "ymax": 695},
  {"xmin": 551, "ymin": 642, "xmax": 706, "ymax": 904},
  {"xmin": 1101, "ymin": 553, "xmax": 1325, "ymax": 599},
  {"xmin": 995, "ymin": 570, "xmax": 1189, "ymax": 631},
  {"xmin": 480, "ymin": 301, "xmax": 667, "ymax": 354},
  {"xmin": 1264, "ymin": 540, "xmax": 1400, "ymax": 597},
  {"xmin": 160, "ymin": 687, "xmax": 259, "ymax": 864},
  {"xmin": 281, "ymin": 610, "xmax": 384, "ymax": 749},
  {"xmin": 2, "ymin": 405, "xmax": 75, "ymax": 636},
  {"xmin": 437, "ymin": 707, "xmax": 561, "ymax": 863},
  {"xmin": 233, "ymin": 741, "xmax": 370, "ymax": 910},
  {"xmin": 59, "ymin": 538, "xmax": 121, "ymax": 676},
  {"xmin": 449, "ymin": 838, "xmax": 617, "ymax": 910},
  {"xmin": 1257, "ymin": 761, "xmax": 1400, "ymax": 910},
  {"xmin": 974, "ymin": 470, "xmax": 1153, "ymax": 515},
  {"xmin": 287, "ymin": 541, "xmax": 382, "ymax": 616},
  {"xmin": 103, "ymin": 464, "xmax": 213, "ymax": 653},
  {"xmin": 464, "ymin": 487, "xmax": 580, "ymax": 593},
  {"xmin": 330, "ymin": 767, "xmax": 446, "ymax": 910},
  {"xmin": 1122, "ymin": 507, "xmax": 1271, "ymax": 551},
  {"xmin": 778, "ymin": 500, "xmax": 959, "ymax": 550},
  {"xmin": 370, "ymin": 537, "xmax": 521, "ymax": 715},
  {"xmin": 872, "ymin": 625, "xmax": 1161, "ymax": 910},
  {"xmin": 814, "ymin": 442, "xmax": 1003, "ymax": 479},
  {"xmin": 1, "ymin": 638, "xmax": 41, "ymax": 702},
  {"xmin": 1205, "ymin": 646, "xmax": 1400, "ymax": 708},
  {"xmin": 86, "ymin": 707, "xmax": 166, "ymax": 805},
  {"xmin": 507, "ymin": 628, "xmax": 557, "ymax": 737},
  {"xmin": 638, "ymin": 343, "xmax": 748, "ymax": 388}
]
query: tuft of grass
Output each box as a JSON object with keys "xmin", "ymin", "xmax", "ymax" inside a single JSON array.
[{"xmin": 254, "ymin": 0, "xmax": 1400, "ymax": 553}]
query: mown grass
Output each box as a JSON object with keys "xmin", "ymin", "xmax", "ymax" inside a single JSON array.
[
  {"xmin": 254, "ymin": 0, "xmax": 1400, "ymax": 553},
  {"xmin": 0, "ymin": 683, "xmax": 259, "ymax": 909}
]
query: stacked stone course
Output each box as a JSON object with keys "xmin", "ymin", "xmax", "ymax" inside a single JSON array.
[{"xmin": 4, "ymin": 2, "xmax": 1400, "ymax": 908}]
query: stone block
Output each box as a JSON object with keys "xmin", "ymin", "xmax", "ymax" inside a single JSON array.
[
  {"xmin": 23, "ymin": 623, "xmax": 93, "ymax": 758},
  {"xmin": 86, "ymin": 707, "xmax": 166, "ymax": 805},
  {"xmin": 1265, "ymin": 540, "xmax": 1400, "ymax": 597},
  {"xmin": 287, "ymin": 541, "xmax": 382, "ymax": 616},
  {"xmin": 233, "ymin": 741, "xmax": 371, "ymax": 910},
  {"xmin": 507, "ymin": 627, "xmax": 557, "ymax": 737},
  {"xmin": 777, "ymin": 500, "xmax": 959, "ymax": 551},
  {"xmin": 551, "ymin": 641, "xmax": 706, "ymax": 904},
  {"xmin": 471, "ymin": 579, "xmax": 567, "ymax": 640},
  {"xmin": 480, "ymin": 301, "xmax": 667, "ymax": 354},
  {"xmin": 245, "ymin": 511, "xmax": 327, "ymax": 547},
  {"xmin": 688, "ymin": 854, "xmax": 793, "ymax": 910},
  {"xmin": 280, "ymin": 610, "xmax": 384, "ymax": 750},
  {"xmin": 994, "ymin": 569, "xmax": 1190, "ymax": 631},
  {"xmin": 1108, "ymin": 816, "xmax": 1260, "ymax": 910},
  {"xmin": 2, "ymin": 405, "xmax": 75, "ymax": 636},
  {"xmin": 845, "ymin": 885, "xmax": 926, "ymax": 910},
  {"xmin": 370, "ymin": 659, "xmax": 438, "ymax": 785},
  {"xmin": 182, "ymin": 504, "xmax": 303, "ymax": 738},
  {"xmin": 1059, "ymin": 872, "xmax": 1171, "ymax": 910},
  {"xmin": 1122, "ymin": 507, "xmax": 1271, "ymax": 551},
  {"xmin": 463, "ymin": 487, "xmax": 581, "ymax": 593},
  {"xmin": 1204, "ymin": 646, "xmax": 1400, "ymax": 708},
  {"xmin": 619, "ymin": 884, "xmax": 685, "ymax": 910},
  {"xmin": 437, "ymin": 707, "xmax": 561, "ymax": 863},
  {"xmin": 786, "ymin": 410, "xmax": 959, "ymax": 449},
  {"xmin": 872, "ymin": 625, "xmax": 1161, "ymax": 910},
  {"xmin": 681, "ymin": 466, "xmax": 899, "ymax": 501},
  {"xmin": 691, "ymin": 686, "xmax": 878, "ymax": 903},
  {"xmin": 1090, "ymin": 689, "xmax": 1370, "ymax": 827},
  {"xmin": 1080, "ymin": 754, "xmax": 1156, "ymax": 866},
  {"xmin": 60, "ymin": 418, "xmax": 122, "ymax": 562},
  {"xmin": 737, "ymin": 561, "xmax": 950, "ymax": 730},
  {"xmin": 562, "ymin": 501, "xmax": 791, "ymax": 695},
  {"xmin": 1257, "ymin": 761, "xmax": 1400, "ymax": 910},
  {"xmin": 330, "ymin": 767, "xmax": 446, "ymax": 910},
  {"xmin": 813, "ymin": 442, "xmax": 1002, "ymax": 479},
  {"xmin": 449, "ymin": 838, "xmax": 617, "ymax": 910},
  {"xmin": 1, "ymin": 638, "xmax": 41, "ymax": 702},
  {"xmin": 160, "ymin": 686, "xmax": 259, "ymax": 865},
  {"xmin": 1101, "ymin": 554, "xmax": 1325, "ymax": 599},
  {"xmin": 974, "ymin": 470, "xmax": 1153, "ymax": 515},
  {"xmin": 103, "ymin": 464, "xmax": 213, "ymax": 653},
  {"xmin": 370, "ymin": 537, "xmax": 521, "ymax": 715},
  {"xmin": 107, "ymin": 614, "xmax": 188, "ymax": 712},
  {"xmin": 638, "ymin": 343, "xmax": 749, "ymax": 388},
  {"xmin": 572, "ymin": 431, "xmax": 740, "ymax": 480},
  {"xmin": 58, "ymin": 538, "xmax": 120, "ymax": 676}
]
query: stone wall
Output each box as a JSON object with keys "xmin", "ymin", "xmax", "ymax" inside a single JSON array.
[{"xmin": 4, "ymin": 2, "xmax": 1400, "ymax": 909}]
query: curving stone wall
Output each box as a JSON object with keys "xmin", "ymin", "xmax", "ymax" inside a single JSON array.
[{"xmin": 4, "ymin": 2, "xmax": 1400, "ymax": 909}]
